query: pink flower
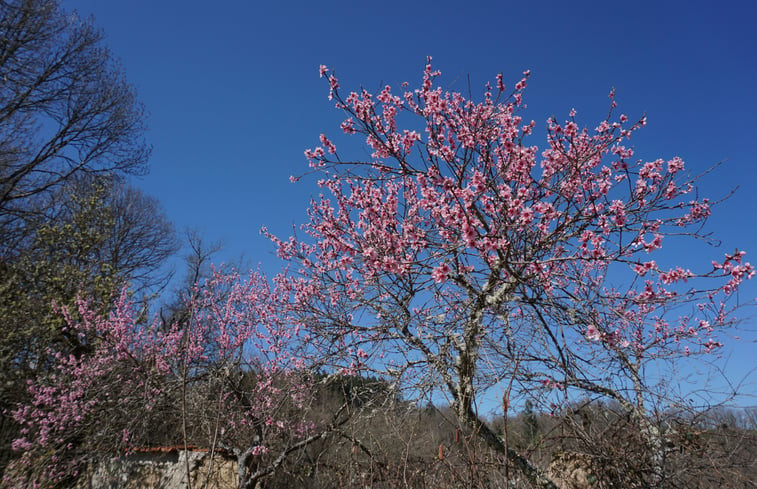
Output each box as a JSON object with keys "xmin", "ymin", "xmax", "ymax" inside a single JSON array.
[
  {"xmin": 432, "ymin": 263, "xmax": 450, "ymax": 283},
  {"xmin": 252, "ymin": 445, "xmax": 268, "ymax": 456},
  {"xmin": 340, "ymin": 117, "xmax": 356, "ymax": 134},
  {"xmin": 667, "ymin": 156, "xmax": 685, "ymax": 174},
  {"xmin": 319, "ymin": 133, "xmax": 337, "ymax": 154},
  {"xmin": 327, "ymin": 74, "xmax": 339, "ymax": 100},
  {"xmin": 585, "ymin": 325, "xmax": 601, "ymax": 341},
  {"xmin": 496, "ymin": 73, "xmax": 505, "ymax": 92}
]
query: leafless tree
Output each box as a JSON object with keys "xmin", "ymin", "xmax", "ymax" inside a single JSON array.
[{"xmin": 0, "ymin": 0, "xmax": 149, "ymax": 229}]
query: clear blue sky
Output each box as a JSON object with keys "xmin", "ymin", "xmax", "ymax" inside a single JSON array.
[{"xmin": 64, "ymin": 0, "xmax": 756, "ymax": 406}]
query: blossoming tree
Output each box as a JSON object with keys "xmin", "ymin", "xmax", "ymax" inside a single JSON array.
[
  {"xmin": 266, "ymin": 59, "xmax": 754, "ymax": 487},
  {"xmin": 9, "ymin": 269, "xmax": 342, "ymax": 489}
]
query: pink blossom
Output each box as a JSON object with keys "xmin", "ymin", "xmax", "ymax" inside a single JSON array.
[
  {"xmin": 585, "ymin": 324, "xmax": 602, "ymax": 341},
  {"xmin": 252, "ymin": 445, "xmax": 269, "ymax": 456},
  {"xmin": 432, "ymin": 263, "xmax": 450, "ymax": 283},
  {"xmin": 319, "ymin": 133, "xmax": 337, "ymax": 154},
  {"xmin": 340, "ymin": 117, "xmax": 356, "ymax": 134}
]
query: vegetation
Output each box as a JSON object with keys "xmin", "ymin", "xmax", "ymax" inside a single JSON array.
[
  {"xmin": 0, "ymin": 0, "xmax": 173, "ymax": 478},
  {"xmin": 1, "ymin": 1, "xmax": 754, "ymax": 488}
]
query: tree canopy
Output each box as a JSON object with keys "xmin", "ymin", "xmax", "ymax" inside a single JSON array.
[{"xmin": 0, "ymin": 0, "xmax": 149, "ymax": 224}]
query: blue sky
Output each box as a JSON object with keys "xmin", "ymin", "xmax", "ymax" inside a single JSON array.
[{"xmin": 64, "ymin": 0, "xmax": 756, "ymax": 406}]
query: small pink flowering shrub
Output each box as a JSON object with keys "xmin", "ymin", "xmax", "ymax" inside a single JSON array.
[{"xmin": 8, "ymin": 269, "xmax": 320, "ymax": 488}]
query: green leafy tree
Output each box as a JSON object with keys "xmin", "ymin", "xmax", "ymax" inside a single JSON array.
[{"xmin": 1, "ymin": 175, "xmax": 177, "ymax": 371}]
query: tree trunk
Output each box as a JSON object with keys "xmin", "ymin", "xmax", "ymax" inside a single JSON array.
[{"xmin": 461, "ymin": 405, "xmax": 562, "ymax": 489}]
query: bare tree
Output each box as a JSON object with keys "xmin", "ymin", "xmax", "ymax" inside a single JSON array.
[{"xmin": 0, "ymin": 0, "xmax": 149, "ymax": 226}]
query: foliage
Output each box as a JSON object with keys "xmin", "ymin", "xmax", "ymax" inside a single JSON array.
[{"xmin": 1, "ymin": 175, "xmax": 176, "ymax": 365}]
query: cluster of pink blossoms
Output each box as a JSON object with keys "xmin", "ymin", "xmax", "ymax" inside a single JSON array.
[{"xmin": 276, "ymin": 59, "xmax": 754, "ymax": 406}]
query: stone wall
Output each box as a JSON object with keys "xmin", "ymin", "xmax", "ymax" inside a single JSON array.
[{"xmin": 76, "ymin": 449, "xmax": 238, "ymax": 489}]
